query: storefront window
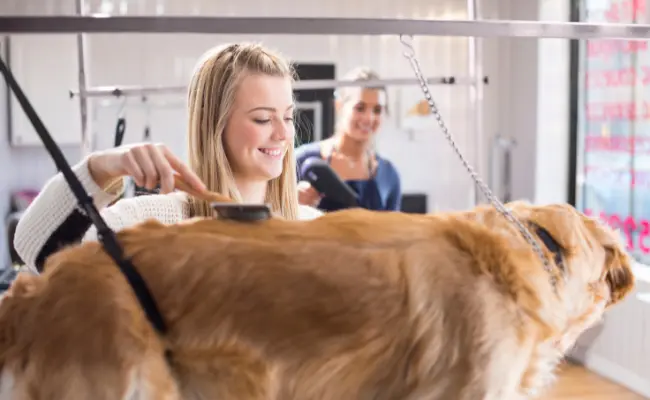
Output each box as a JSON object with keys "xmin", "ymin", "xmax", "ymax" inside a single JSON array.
[{"xmin": 575, "ymin": 0, "xmax": 650, "ymax": 265}]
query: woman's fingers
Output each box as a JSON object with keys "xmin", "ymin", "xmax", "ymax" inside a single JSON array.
[
  {"xmin": 121, "ymin": 151, "xmax": 146, "ymax": 187},
  {"xmin": 148, "ymin": 144, "xmax": 176, "ymax": 194},
  {"xmin": 111, "ymin": 143, "xmax": 206, "ymax": 195},
  {"xmin": 131, "ymin": 145, "xmax": 159, "ymax": 190},
  {"xmin": 161, "ymin": 146, "xmax": 206, "ymax": 192}
]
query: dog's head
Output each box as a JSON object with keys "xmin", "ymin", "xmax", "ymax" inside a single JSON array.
[
  {"xmin": 461, "ymin": 201, "xmax": 633, "ymax": 342},
  {"xmin": 499, "ymin": 202, "xmax": 634, "ymax": 352},
  {"xmin": 498, "ymin": 201, "xmax": 635, "ymax": 366},
  {"xmin": 509, "ymin": 202, "xmax": 635, "ymax": 308}
]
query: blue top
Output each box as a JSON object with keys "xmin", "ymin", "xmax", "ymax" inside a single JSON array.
[{"xmin": 295, "ymin": 141, "xmax": 402, "ymax": 212}]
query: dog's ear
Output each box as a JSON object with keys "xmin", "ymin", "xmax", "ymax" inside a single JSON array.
[
  {"xmin": 602, "ymin": 242, "xmax": 635, "ymax": 305},
  {"xmin": 580, "ymin": 214, "xmax": 635, "ymax": 306}
]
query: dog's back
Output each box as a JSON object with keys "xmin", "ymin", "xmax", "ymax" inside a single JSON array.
[
  {"xmin": 0, "ymin": 207, "xmax": 582, "ymax": 400},
  {"xmin": 119, "ymin": 215, "xmax": 423, "ymax": 399},
  {"xmin": 0, "ymin": 211, "xmax": 470, "ymax": 399}
]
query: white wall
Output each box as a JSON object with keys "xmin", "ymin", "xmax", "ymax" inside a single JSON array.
[{"xmin": 491, "ymin": 0, "xmax": 571, "ymax": 206}]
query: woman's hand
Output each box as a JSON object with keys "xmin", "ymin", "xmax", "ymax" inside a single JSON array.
[
  {"xmin": 297, "ymin": 181, "xmax": 323, "ymax": 207},
  {"xmin": 87, "ymin": 143, "xmax": 206, "ymax": 194}
]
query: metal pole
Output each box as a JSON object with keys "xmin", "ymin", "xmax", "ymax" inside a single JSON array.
[
  {"xmin": 1, "ymin": 16, "xmax": 650, "ymax": 40},
  {"xmin": 75, "ymin": 0, "xmax": 91, "ymax": 156},
  {"xmin": 69, "ymin": 76, "xmax": 486, "ymax": 99},
  {"xmin": 468, "ymin": 0, "xmax": 485, "ymax": 206}
]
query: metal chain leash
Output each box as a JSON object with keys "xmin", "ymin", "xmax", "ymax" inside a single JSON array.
[{"xmin": 398, "ymin": 35, "xmax": 556, "ymax": 286}]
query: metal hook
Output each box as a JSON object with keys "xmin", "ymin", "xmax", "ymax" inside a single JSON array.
[{"xmin": 399, "ymin": 34, "xmax": 416, "ymax": 58}]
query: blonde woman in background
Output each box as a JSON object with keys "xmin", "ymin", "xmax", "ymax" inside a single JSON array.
[
  {"xmin": 296, "ymin": 67, "xmax": 402, "ymax": 212},
  {"xmin": 14, "ymin": 42, "xmax": 322, "ymax": 273}
]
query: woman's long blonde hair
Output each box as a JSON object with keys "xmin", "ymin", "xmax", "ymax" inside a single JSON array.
[{"xmin": 186, "ymin": 43, "xmax": 299, "ymax": 220}]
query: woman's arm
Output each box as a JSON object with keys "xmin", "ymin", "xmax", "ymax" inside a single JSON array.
[
  {"xmin": 13, "ymin": 157, "xmax": 126, "ymax": 272},
  {"xmin": 14, "ymin": 142, "xmax": 205, "ymax": 273}
]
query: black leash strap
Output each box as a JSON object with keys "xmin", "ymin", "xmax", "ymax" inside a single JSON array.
[{"xmin": 0, "ymin": 57, "xmax": 167, "ymax": 335}]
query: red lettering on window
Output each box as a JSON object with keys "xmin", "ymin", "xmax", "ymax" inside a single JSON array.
[
  {"xmin": 639, "ymin": 220, "xmax": 650, "ymax": 253},
  {"xmin": 582, "ymin": 210, "xmax": 650, "ymax": 254},
  {"xmin": 624, "ymin": 216, "xmax": 637, "ymax": 250}
]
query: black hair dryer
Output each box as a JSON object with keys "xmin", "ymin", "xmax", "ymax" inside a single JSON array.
[{"xmin": 300, "ymin": 158, "xmax": 359, "ymax": 207}]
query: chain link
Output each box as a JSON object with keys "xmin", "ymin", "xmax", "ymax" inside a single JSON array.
[{"xmin": 398, "ymin": 35, "xmax": 556, "ymax": 286}]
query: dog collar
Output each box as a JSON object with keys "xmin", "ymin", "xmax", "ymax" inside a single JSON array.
[{"xmin": 532, "ymin": 224, "xmax": 564, "ymax": 271}]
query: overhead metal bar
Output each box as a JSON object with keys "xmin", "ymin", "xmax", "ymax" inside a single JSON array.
[
  {"xmin": 1, "ymin": 16, "xmax": 650, "ymax": 40},
  {"xmin": 69, "ymin": 76, "xmax": 487, "ymax": 99}
]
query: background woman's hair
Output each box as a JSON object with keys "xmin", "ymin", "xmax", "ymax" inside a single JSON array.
[
  {"xmin": 186, "ymin": 42, "xmax": 299, "ymax": 220},
  {"xmin": 335, "ymin": 66, "xmax": 389, "ymax": 115}
]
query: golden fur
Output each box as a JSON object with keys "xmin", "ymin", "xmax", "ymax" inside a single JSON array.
[{"xmin": 0, "ymin": 183, "xmax": 634, "ymax": 400}]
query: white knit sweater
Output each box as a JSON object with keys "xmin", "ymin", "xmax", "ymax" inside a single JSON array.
[{"xmin": 13, "ymin": 156, "xmax": 323, "ymax": 271}]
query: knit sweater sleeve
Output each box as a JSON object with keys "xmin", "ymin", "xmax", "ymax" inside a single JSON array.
[
  {"xmin": 13, "ymin": 157, "xmax": 125, "ymax": 272},
  {"xmin": 81, "ymin": 193, "xmax": 189, "ymax": 242},
  {"xmin": 13, "ymin": 157, "xmax": 188, "ymax": 272}
]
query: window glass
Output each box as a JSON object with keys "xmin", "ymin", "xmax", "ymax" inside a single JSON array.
[{"xmin": 576, "ymin": 0, "xmax": 650, "ymax": 264}]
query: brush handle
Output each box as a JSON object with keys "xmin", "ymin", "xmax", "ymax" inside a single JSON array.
[{"xmin": 173, "ymin": 175, "xmax": 234, "ymax": 204}]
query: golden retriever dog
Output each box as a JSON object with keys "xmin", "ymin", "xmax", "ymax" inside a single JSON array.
[{"xmin": 0, "ymin": 184, "xmax": 634, "ymax": 400}]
